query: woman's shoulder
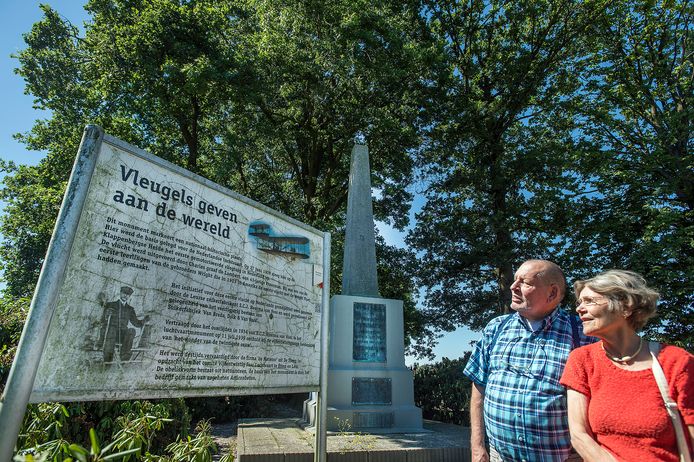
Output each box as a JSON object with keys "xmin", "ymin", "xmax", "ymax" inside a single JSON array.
[
  {"xmin": 657, "ymin": 344, "xmax": 693, "ymax": 365},
  {"xmin": 561, "ymin": 341, "xmax": 602, "ymax": 387},
  {"xmin": 655, "ymin": 344, "xmax": 693, "ymax": 379},
  {"xmin": 572, "ymin": 340, "xmax": 602, "ymax": 354},
  {"xmin": 567, "ymin": 341, "xmax": 602, "ymax": 362}
]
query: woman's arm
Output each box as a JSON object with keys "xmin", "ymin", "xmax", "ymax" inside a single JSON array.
[{"xmin": 567, "ymin": 389, "xmax": 616, "ymax": 462}]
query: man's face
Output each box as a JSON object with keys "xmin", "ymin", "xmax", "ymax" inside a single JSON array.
[
  {"xmin": 119, "ymin": 291, "xmax": 131, "ymax": 304},
  {"xmin": 509, "ymin": 261, "xmax": 557, "ymax": 321}
]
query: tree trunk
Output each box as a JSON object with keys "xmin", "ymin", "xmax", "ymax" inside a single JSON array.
[{"xmin": 488, "ymin": 136, "xmax": 514, "ymax": 314}]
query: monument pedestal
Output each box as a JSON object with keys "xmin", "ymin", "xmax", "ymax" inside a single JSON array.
[
  {"xmin": 304, "ymin": 143, "xmax": 422, "ymax": 434},
  {"xmin": 305, "ymin": 294, "xmax": 423, "ymax": 432}
]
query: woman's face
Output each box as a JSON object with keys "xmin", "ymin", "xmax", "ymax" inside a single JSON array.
[{"xmin": 576, "ymin": 287, "xmax": 631, "ymax": 338}]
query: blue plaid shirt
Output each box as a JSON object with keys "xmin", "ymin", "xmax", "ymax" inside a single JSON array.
[{"xmin": 463, "ymin": 309, "xmax": 595, "ymax": 462}]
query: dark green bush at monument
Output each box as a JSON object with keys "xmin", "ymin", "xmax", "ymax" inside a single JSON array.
[
  {"xmin": 185, "ymin": 393, "xmax": 304, "ymax": 423},
  {"xmin": 412, "ymin": 354, "xmax": 472, "ymax": 426}
]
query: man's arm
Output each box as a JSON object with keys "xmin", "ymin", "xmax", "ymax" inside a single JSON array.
[
  {"xmin": 470, "ymin": 382, "xmax": 489, "ymax": 462},
  {"xmin": 567, "ymin": 389, "xmax": 615, "ymax": 462},
  {"xmin": 127, "ymin": 305, "xmax": 147, "ymax": 328}
]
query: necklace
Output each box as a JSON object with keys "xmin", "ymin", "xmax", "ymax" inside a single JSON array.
[{"xmin": 602, "ymin": 337, "xmax": 643, "ymax": 364}]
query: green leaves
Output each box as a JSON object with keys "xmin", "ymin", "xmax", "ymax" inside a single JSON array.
[
  {"xmin": 412, "ymin": 0, "xmax": 604, "ymax": 329},
  {"xmin": 163, "ymin": 420, "xmax": 217, "ymax": 462},
  {"xmin": 3, "ymin": 0, "xmax": 690, "ymax": 360},
  {"xmin": 569, "ymin": 0, "xmax": 693, "ymax": 347},
  {"xmin": 13, "ymin": 400, "xmax": 203, "ymax": 462},
  {"xmin": 1, "ymin": 1, "xmax": 432, "ymax": 357},
  {"xmin": 409, "ymin": 0, "xmax": 692, "ymax": 350},
  {"xmin": 412, "ymin": 354, "xmax": 472, "ymax": 425}
]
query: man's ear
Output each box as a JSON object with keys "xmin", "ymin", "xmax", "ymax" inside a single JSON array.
[{"xmin": 547, "ymin": 284, "xmax": 558, "ymax": 302}]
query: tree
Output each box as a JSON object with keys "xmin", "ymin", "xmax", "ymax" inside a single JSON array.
[
  {"xmin": 2, "ymin": 5, "xmax": 90, "ymax": 298},
  {"xmin": 2, "ymin": 0, "xmax": 435, "ymax": 346},
  {"xmin": 214, "ymin": 0, "xmax": 432, "ymax": 230},
  {"xmin": 409, "ymin": 0, "xmax": 606, "ymax": 331},
  {"xmin": 84, "ymin": 0, "xmax": 245, "ymax": 173},
  {"xmin": 213, "ymin": 0, "xmax": 438, "ymax": 348},
  {"xmin": 569, "ymin": 0, "xmax": 693, "ymax": 348}
]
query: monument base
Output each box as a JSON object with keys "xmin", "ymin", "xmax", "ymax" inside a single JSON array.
[
  {"xmin": 303, "ymin": 397, "xmax": 425, "ymax": 433},
  {"xmin": 308, "ymin": 294, "xmax": 423, "ymax": 433},
  {"xmin": 236, "ymin": 417, "xmax": 470, "ymax": 461}
]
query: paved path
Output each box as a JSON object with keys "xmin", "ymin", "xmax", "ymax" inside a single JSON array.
[
  {"xmin": 235, "ymin": 418, "xmax": 471, "ymax": 461},
  {"xmin": 210, "ymin": 402, "xmax": 302, "ymax": 460}
]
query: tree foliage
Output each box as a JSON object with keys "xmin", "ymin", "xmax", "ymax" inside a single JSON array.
[
  {"xmin": 412, "ymin": 353, "xmax": 472, "ymax": 425},
  {"xmin": 409, "ymin": 0, "xmax": 692, "ymax": 350},
  {"xmin": 568, "ymin": 0, "xmax": 693, "ymax": 347},
  {"xmin": 2, "ymin": 0, "xmax": 434, "ymax": 348},
  {"xmin": 410, "ymin": 0, "xmax": 607, "ymax": 330},
  {"xmin": 1, "ymin": 0, "xmax": 691, "ymax": 361}
]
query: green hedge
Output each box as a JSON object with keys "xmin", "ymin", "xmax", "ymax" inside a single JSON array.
[
  {"xmin": 412, "ymin": 353, "xmax": 472, "ymax": 426},
  {"xmin": 0, "ymin": 296, "xmax": 29, "ymax": 393}
]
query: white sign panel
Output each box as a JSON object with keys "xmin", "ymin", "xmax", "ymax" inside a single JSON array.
[{"xmin": 30, "ymin": 134, "xmax": 326, "ymax": 402}]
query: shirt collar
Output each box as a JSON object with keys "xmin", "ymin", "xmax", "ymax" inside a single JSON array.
[{"xmin": 515, "ymin": 307, "xmax": 560, "ymax": 332}]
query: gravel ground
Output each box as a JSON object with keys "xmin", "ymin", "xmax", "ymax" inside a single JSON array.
[{"xmin": 211, "ymin": 421, "xmax": 237, "ymax": 461}]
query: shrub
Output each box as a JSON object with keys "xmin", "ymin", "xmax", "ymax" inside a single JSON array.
[
  {"xmin": 14, "ymin": 413, "xmax": 217, "ymax": 462},
  {"xmin": 15, "ymin": 399, "xmax": 193, "ymax": 460},
  {"xmin": 158, "ymin": 419, "xmax": 218, "ymax": 462},
  {"xmin": 412, "ymin": 353, "xmax": 472, "ymax": 425},
  {"xmin": 185, "ymin": 393, "xmax": 303, "ymax": 423},
  {"xmin": 0, "ymin": 296, "xmax": 30, "ymax": 393}
]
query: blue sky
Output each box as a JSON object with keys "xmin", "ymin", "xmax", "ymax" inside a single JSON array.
[
  {"xmin": 1, "ymin": 1, "xmax": 88, "ymax": 167},
  {"xmin": 0, "ymin": 1, "xmax": 479, "ymax": 364}
]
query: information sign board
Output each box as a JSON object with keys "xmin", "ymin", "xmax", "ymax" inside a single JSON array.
[{"xmin": 29, "ymin": 130, "xmax": 326, "ymax": 402}]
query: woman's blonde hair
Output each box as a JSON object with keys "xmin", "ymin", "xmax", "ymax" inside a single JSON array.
[{"xmin": 574, "ymin": 270, "xmax": 659, "ymax": 331}]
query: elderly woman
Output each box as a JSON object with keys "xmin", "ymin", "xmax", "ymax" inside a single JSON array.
[{"xmin": 560, "ymin": 270, "xmax": 693, "ymax": 462}]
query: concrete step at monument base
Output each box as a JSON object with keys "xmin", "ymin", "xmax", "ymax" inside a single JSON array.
[
  {"xmin": 327, "ymin": 405, "xmax": 424, "ymax": 433},
  {"xmin": 304, "ymin": 398, "xmax": 424, "ymax": 433},
  {"xmin": 236, "ymin": 417, "xmax": 471, "ymax": 462}
]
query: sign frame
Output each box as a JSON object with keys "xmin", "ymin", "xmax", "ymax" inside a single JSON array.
[{"xmin": 0, "ymin": 126, "xmax": 331, "ymax": 461}]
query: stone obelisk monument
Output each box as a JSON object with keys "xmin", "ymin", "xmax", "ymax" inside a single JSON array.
[{"xmin": 305, "ymin": 144, "xmax": 423, "ymax": 432}]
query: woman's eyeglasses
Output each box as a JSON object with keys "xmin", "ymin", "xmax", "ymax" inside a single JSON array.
[{"xmin": 575, "ymin": 297, "xmax": 608, "ymax": 307}]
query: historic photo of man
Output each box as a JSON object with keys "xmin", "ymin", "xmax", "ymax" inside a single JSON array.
[{"xmin": 96, "ymin": 286, "xmax": 150, "ymax": 364}]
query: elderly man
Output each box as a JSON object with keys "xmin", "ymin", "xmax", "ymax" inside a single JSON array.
[
  {"xmin": 98, "ymin": 286, "xmax": 149, "ymax": 364},
  {"xmin": 464, "ymin": 259, "xmax": 594, "ymax": 462}
]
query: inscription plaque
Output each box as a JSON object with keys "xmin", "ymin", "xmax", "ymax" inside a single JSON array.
[
  {"xmin": 352, "ymin": 377, "xmax": 392, "ymax": 405},
  {"xmin": 353, "ymin": 412, "xmax": 394, "ymax": 429},
  {"xmin": 352, "ymin": 302, "xmax": 386, "ymax": 362}
]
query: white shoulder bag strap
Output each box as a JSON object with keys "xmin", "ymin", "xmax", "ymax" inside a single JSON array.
[{"xmin": 650, "ymin": 341, "xmax": 692, "ymax": 462}]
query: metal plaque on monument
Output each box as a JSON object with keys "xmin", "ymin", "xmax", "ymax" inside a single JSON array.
[{"xmin": 304, "ymin": 144, "xmax": 423, "ymax": 432}]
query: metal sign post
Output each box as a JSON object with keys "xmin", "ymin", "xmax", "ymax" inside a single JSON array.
[
  {"xmin": 0, "ymin": 126, "xmax": 104, "ymax": 461},
  {"xmin": 314, "ymin": 232, "xmax": 331, "ymax": 462}
]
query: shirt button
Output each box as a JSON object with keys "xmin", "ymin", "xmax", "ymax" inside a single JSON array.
[
  {"xmin": 518, "ymin": 436, "xmax": 524, "ymax": 442},
  {"xmin": 516, "ymin": 413, "xmax": 521, "ymax": 417}
]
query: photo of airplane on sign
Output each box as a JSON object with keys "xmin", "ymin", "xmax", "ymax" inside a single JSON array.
[{"xmin": 248, "ymin": 221, "xmax": 310, "ymax": 259}]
